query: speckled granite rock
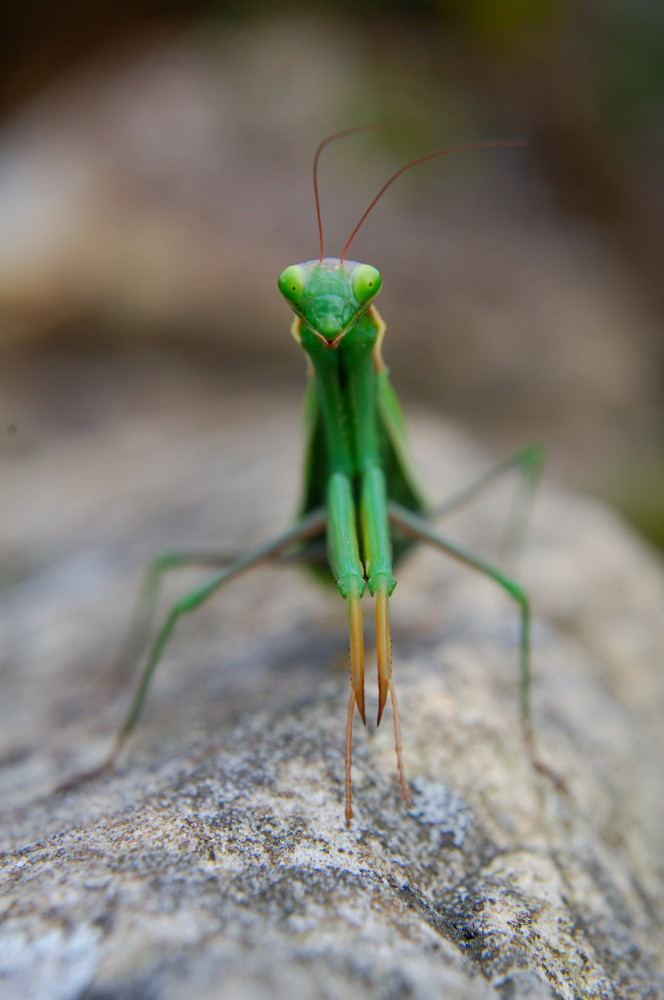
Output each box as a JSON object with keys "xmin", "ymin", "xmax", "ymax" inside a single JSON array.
[{"xmin": 1, "ymin": 378, "xmax": 663, "ymax": 999}]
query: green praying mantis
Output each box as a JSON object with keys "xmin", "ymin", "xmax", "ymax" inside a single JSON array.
[{"xmin": 91, "ymin": 128, "xmax": 560, "ymax": 827}]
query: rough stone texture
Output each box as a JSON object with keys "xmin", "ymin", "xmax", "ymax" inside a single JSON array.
[{"xmin": 1, "ymin": 372, "xmax": 664, "ymax": 999}]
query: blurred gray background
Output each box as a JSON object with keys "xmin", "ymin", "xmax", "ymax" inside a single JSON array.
[{"xmin": 2, "ymin": 0, "xmax": 663, "ymax": 545}]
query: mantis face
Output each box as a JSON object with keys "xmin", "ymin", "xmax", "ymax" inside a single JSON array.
[{"xmin": 278, "ymin": 258, "xmax": 382, "ymax": 348}]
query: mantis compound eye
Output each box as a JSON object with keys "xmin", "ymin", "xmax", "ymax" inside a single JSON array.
[
  {"xmin": 352, "ymin": 264, "xmax": 382, "ymax": 306},
  {"xmin": 278, "ymin": 265, "xmax": 305, "ymax": 307}
]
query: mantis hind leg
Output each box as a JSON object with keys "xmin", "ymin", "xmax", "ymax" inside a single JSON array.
[
  {"xmin": 114, "ymin": 548, "xmax": 243, "ymax": 684},
  {"xmin": 58, "ymin": 508, "xmax": 327, "ymax": 790},
  {"xmin": 388, "ymin": 501, "xmax": 565, "ymax": 792},
  {"xmin": 431, "ymin": 444, "xmax": 544, "ymax": 570}
]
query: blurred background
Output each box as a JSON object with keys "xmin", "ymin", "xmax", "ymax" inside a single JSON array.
[{"xmin": 2, "ymin": 0, "xmax": 663, "ymax": 548}]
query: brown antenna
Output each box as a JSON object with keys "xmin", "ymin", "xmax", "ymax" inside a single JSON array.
[
  {"xmin": 312, "ymin": 125, "xmax": 386, "ymax": 262},
  {"xmin": 340, "ymin": 139, "xmax": 526, "ymax": 263}
]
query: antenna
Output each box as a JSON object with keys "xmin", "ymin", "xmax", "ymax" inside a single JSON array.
[
  {"xmin": 312, "ymin": 125, "xmax": 385, "ymax": 262},
  {"xmin": 340, "ymin": 139, "xmax": 526, "ymax": 263}
]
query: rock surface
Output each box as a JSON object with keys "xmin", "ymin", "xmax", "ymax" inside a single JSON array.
[{"xmin": 1, "ymin": 373, "xmax": 663, "ymax": 999}]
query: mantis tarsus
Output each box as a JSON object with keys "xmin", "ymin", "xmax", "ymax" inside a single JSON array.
[{"xmin": 89, "ymin": 129, "xmax": 560, "ymax": 827}]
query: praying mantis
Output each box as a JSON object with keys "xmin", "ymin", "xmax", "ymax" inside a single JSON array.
[{"xmin": 94, "ymin": 128, "xmax": 558, "ymax": 827}]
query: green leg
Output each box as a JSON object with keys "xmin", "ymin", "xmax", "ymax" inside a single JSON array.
[
  {"xmin": 431, "ymin": 444, "xmax": 544, "ymax": 568},
  {"xmin": 108, "ymin": 507, "xmax": 327, "ymax": 766},
  {"xmin": 360, "ymin": 465, "xmax": 411, "ymax": 810},
  {"xmin": 388, "ymin": 501, "xmax": 565, "ymax": 792},
  {"xmin": 115, "ymin": 549, "xmax": 241, "ymax": 681},
  {"xmin": 326, "ymin": 471, "xmax": 367, "ymax": 827}
]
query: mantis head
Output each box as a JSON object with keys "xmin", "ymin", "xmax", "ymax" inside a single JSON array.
[
  {"xmin": 278, "ymin": 128, "xmax": 523, "ymax": 349},
  {"xmin": 278, "ymin": 257, "xmax": 381, "ymax": 348}
]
